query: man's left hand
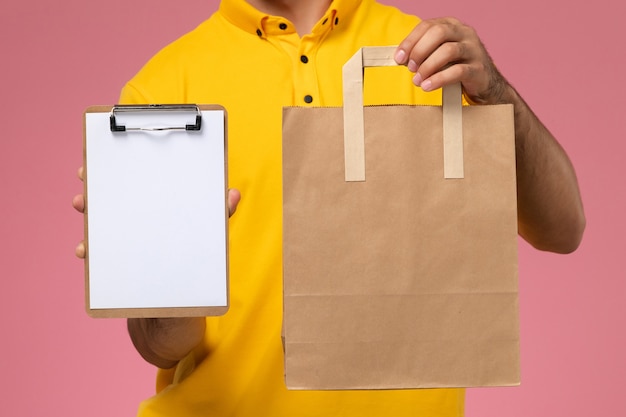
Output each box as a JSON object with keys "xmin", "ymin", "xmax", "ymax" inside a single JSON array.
[{"xmin": 395, "ymin": 17, "xmax": 506, "ymax": 105}]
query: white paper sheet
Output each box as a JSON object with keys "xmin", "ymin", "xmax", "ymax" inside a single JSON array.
[{"xmin": 85, "ymin": 108, "xmax": 227, "ymax": 311}]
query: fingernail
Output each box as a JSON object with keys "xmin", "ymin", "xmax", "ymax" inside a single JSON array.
[
  {"xmin": 395, "ymin": 49, "xmax": 406, "ymax": 63},
  {"xmin": 421, "ymin": 79, "xmax": 432, "ymax": 92},
  {"xmin": 407, "ymin": 60, "xmax": 417, "ymax": 73},
  {"xmin": 413, "ymin": 73, "xmax": 423, "ymax": 86}
]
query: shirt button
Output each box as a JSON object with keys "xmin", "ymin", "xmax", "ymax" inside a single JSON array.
[
  {"xmin": 300, "ymin": 55, "xmax": 309, "ymax": 64},
  {"xmin": 279, "ymin": 23, "xmax": 288, "ymax": 30},
  {"xmin": 304, "ymin": 95, "xmax": 313, "ymax": 104},
  {"xmin": 256, "ymin": 29, "xmax": 262, "ymax": 37}
]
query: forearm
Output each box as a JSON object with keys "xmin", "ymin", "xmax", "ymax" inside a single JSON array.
[
  {"xmin": 499, "ymin": 84, "xmax": 585, "ymax": 253},
  {"xmin": 127, "ymin": 317, "xmax": 206, "ymax": 369}
]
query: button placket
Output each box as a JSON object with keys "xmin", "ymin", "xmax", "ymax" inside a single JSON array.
[
  {"xmin": 297, "ymin": 42, "xmax": 318, "ymax": 105},
  {"xmin": 279, "ymin": 12, "xmax": 334, "ymax": 106}
]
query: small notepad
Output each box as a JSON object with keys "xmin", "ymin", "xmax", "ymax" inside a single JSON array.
[{"xmin": 83, "ymin": 105, "xmax": 228, "ymax": 318}]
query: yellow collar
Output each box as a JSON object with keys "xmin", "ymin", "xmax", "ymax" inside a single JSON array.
[{"xmin": 219, "ymin": 0, "xmax": 363, "ymax": 39}]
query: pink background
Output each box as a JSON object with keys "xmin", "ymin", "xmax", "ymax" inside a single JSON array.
[{"xmin": 1, "ymin": 0, "xmax": 623, "ymax": 415}]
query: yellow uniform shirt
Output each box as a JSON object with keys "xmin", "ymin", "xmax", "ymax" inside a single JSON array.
[{"xmin": 120, "ymin": 0, "xmax": 464, "ymax": 415}]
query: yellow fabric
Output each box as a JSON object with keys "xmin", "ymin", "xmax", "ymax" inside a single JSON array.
[{"xmin": 120, "ymin": 0, "xmax": 464, "ymax": 415}]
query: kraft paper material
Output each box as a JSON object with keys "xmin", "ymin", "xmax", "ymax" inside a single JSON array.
[{"xmin": 281, "ymin": 47, "xmax": 519, "ymax": 390}]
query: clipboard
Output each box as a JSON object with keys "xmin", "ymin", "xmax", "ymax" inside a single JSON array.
[{"xmin": 83, "ymin": 105, "xmax": 229, "ymax": 318}]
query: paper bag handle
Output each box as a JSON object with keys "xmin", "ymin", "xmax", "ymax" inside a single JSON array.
[{"xmin": 342, "ymin": 46, "xmax": 464, "ymax": 182}]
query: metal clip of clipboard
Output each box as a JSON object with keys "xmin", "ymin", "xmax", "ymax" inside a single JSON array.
[{"xmin": 109, "ymin": 104, "xmax": 202, "ymax": 132}]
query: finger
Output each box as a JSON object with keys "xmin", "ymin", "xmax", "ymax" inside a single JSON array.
[
  {"xmin": 395, "ymin": 19, "xmax": 432, "ymax": 65},
  {"xmin": 398, "ymin": 18, "xmax": 463, "ymax": 70},
  {"xmin": 227, "ymin": 188, "xmax": 241, "ymax": 217},
  {"xmin": 77, "ymin": 166, "xmax": 84, "ymax": 181},
  {"xmin": 410, "ymin": 24, "xmax": 461, "ymax": 72},
  {"xmin": 75, "ymin": 241, "xmax": 86, "ymax": 259},
  {"xmin": 72, "ymin": 194, "xmax": 85, "ymax": 213},
  {"xmin": 411, "ymin": 41, "xmax": 467, "ymax": 87},
  {"xmin": 419, "ymin": 64, "xmax": 468, "ymax": 93}
]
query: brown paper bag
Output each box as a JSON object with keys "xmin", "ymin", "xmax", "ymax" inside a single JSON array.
[{"xmin": 282, "ymin": 47, "xmax": 520, "ymax": 390}]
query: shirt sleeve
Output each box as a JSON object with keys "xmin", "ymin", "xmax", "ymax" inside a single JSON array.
[{"xmin": 118, "ymin": 82, "xmax": 153, "ymax": 105}]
